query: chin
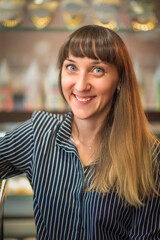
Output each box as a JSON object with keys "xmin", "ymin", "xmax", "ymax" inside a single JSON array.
[
  {"xmin": 73, "ymin": 110, "xmax": 98, "ymax": 121},
  {"xmin": 72, "ymin": 110, "xmax": 91, "ymax": 120}
]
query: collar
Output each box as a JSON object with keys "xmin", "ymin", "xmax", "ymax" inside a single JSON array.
[{"xmin": 55, "ymin": 111, "xmax": 78, "ymax": 155}]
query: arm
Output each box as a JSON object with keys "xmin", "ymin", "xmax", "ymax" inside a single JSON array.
[
  {"xmin": 129, "ymin": 195, "xmax": 160, "ymax": 239},
  {"xmin": 0, "ymin": 118, "xmax": 34, "ymax": 179},
  {"xmin": 129, "ymin": 147, "xmax": 160, "ymax": 239}
]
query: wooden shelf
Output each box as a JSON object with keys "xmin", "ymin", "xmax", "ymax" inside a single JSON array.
[
  {"xmin": 0, "ymin": 25, "xmax": 160, "ymax": 33},
  {"xmin": 0, "ymin": 111, "xmax": 62, "ymax": 123},
  {"xmin": 0, "ymin": 111, "xmax": 32, "ymax": 123},
  {"xmin": 145, "ymin": 111, "xmax": 160, "ymax": 122},
  {"xmin": 0, "ymin": 111, "xmax": 159, "ymax": 123}
]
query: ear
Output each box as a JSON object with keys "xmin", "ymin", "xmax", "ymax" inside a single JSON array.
[{"xmin": 116, "ymin": 82, "xmax": 121, "ymax": 94}]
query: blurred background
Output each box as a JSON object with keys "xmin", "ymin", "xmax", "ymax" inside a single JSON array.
[{"xmin": 0, "ymin": 0, "xmax": 160, "ymax": 239}]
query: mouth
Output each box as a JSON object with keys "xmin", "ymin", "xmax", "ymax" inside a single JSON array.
[{"xmin": 72, "ymin": 93, "xmax": 95, "ymax": 103}]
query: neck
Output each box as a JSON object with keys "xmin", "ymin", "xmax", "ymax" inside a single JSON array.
[
  {"xmin": 72, "ymin": 117, "xmax": 102, "ymax": 148},
  {"xmin": 71, "ymin": 116, "xmax": 106, "ymax": 167}
]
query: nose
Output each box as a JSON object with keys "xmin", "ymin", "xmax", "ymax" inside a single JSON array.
[{"xmin": 74, "ymin": 71, "xmax": 91, "ymax": 92}]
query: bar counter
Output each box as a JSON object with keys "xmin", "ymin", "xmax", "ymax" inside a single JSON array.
[{"xmin": 0, "ymin": 179, "xmax": 7, "ymax": 240}]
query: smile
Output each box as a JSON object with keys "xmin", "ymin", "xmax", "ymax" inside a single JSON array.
[{"xmin": 73, "ymin": 94, "xmax": 95, "ymax": 103}]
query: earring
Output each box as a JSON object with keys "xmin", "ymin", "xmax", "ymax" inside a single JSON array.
[{"xmin": 117, "ymin": 86, "xmax": 121, "ymax": 94}]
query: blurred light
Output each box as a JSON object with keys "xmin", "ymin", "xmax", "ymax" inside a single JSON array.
[
  {"xmin": 132, "ymin": 19, "xmax": 157, "ymax": 31},
  {"xmin": 93, "ymin": 0, "xmax": 120, "ymax": 31},
  {"xmin": 0, "ymin": 0, "xmax": 26, "ymax": 28},
  {"xmin": 129, "ymin": 1, "xmax": 158, "ymax": 31},
  {"xmin": 28, "ymin": 1, "xmax": 59, "ymax": 29},
  {"xmin": 61, "ymin": 0, "xmax": 88, "ymax": 30},
  {"xmin": 1, "ymin": 18, "xmax": 21, "ymax": 27},
  {"xmin": 30, "ymin": 15, "xmax": 52, "ymax": 28},
  {"xmin": 0, "ymin": 132, "xmax": 5, "ymax": 138},
  {"xmin": 95, "ymin": 19, "xmax": 118, "ymax": 30}
]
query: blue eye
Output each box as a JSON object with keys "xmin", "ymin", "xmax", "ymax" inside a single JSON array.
[
  {"xmin": 67, "ymin": 65, "xmax": 76, "ymax": 71},
  {"xmin": 93, "ymin": 67, "xmax": 104, "ymax": 74},
  {"xmin": 95, "ymin": 68, "xmax": 102, "ymax": 72}
]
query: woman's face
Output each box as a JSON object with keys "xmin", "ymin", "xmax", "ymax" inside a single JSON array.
[{"xmin": 61, "ymin": 53, "xmax": 120, "ymax": 123}]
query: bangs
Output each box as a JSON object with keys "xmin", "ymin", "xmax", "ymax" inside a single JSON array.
[{"xmin": 69, "ymin": 31, "xmax": 117, "ymax": 64}]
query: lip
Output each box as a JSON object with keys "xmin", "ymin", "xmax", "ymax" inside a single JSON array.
[{"xmin": 72, "ymin": 93, "xmax": 96, "ymax": 104}]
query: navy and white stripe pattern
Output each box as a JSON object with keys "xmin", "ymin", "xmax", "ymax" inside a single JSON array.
[{"xmin": 0, "ymin": 111, "xmax": 160, "ymax": 240}]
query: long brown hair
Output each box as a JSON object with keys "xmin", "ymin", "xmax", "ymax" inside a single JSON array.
[{"xmin": 57, "ymin": 25, "xmax": 160, "ymax": 206}]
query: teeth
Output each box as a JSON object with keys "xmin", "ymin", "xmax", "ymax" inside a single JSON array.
[{"xmin": 75, "ymin": 96, "xmax": 92, "ymax": 102}]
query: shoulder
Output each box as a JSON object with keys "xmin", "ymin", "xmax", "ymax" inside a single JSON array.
[
  {"xmin": 32, "ymin": 110, "xmax": 66, "ymax": 123},
  {"xmin": 31, "ymin": 110, "xmax": 71, "ymax": 134},
  {"xmin": 152, "ymin": 137, "xmax": 160, "ymax": 162},
  {"xmin": 151, "ymin": 137, "xmax": 160, "ymax": 190}
]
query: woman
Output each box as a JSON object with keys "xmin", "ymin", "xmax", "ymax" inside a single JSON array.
[{"xmin": 0, "ymin": 25, "xmax": 160, "ymax": 240}]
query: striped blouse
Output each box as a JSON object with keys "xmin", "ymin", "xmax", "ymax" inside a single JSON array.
[{"xmin": 0, "ymin": 111, "xmax": 160, "ymax": 240}]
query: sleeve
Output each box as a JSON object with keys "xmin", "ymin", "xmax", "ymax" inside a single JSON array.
[
  {"xmin": 0, "ymin": 118, "xmax": 34, "ymax": 180},
  {"xmin": 129, "ymin": 145, "xmax": 160, "ymax": 239},
  {"xmin": 129, "ymin": 195, "xmax": 160, "ymax": 239}
]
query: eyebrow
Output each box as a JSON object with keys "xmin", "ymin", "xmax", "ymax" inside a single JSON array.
[{"xmin": 65, "ymin": 58, "xmax": 103, "ymax": 64}]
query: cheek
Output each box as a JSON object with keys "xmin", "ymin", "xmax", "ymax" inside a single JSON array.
[
  {"xmin": 61, "ymin": 74, "xmax": 73, "ymax": 98},
  {"xmin": 61, "ymin": 79, "xmax": 70, "ymax": 92},
  {"xmin": 96, "ymin": 82, "xmax": 117, "ymax": 96}
]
